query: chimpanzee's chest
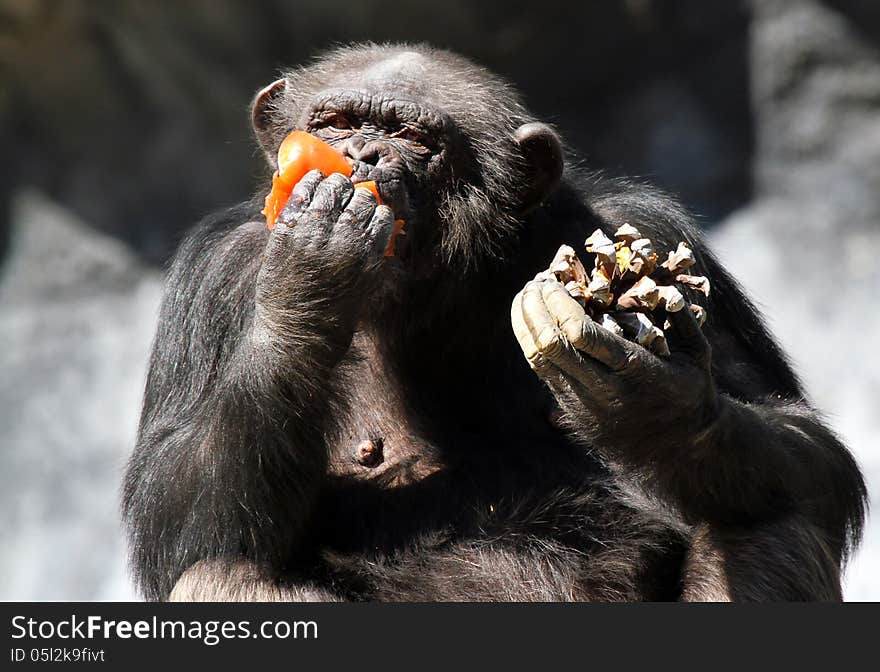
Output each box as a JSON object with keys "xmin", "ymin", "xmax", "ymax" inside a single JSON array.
[{"xmin": 325, "ymin": 333, "xmax": 449, "ymax": 487}]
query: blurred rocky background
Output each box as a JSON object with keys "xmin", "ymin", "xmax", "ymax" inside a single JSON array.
[{"xmin": 0, "ymin": 0, "xmax": 876, "ymax": 599}]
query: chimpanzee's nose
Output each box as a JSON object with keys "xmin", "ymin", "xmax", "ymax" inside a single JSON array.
[{"xmin": 344, "ymin": 135, "xmax": 382, "ymax": 166}]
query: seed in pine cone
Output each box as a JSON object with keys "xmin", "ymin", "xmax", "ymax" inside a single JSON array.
[
  {"xmin": 626, "ymin": 238, "xmax": 658, "ymax": 278},
  {"xmin": 656, "ymin": 285, "xmax": 686, "ymax": 313},
  {"xmin": 587, "ymin": 269, "xmax": 613, "ymax": 307},
  {"xmin": 613, "ymin": 223, "xmax": 641, "ymax": 246},
  {"xmin": 585, "ymin": 229, "xmax": 618, "ymax": 278},
  {"xmin": 617, "ymin": 276, "xmax": 660, "ymax": 311},
  {"xmin": 662, "ymin": 242, "xmax": 696, "ymax": 273},
  {"xmin": 549, "ymin": 245, "xmax": 588, "ymax": 287},
  {"xmin": 676, "ymin": 273, "xmax": 711, "ymax": 296}
]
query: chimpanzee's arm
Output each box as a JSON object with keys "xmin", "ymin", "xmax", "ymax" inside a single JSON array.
[
  {"xmin": 124, "ymin": 173, "xmax": 394, "ymax": 601},
  {"xmin": 512, "ymin": 180, "xmax": 867, "ymax": 600}
]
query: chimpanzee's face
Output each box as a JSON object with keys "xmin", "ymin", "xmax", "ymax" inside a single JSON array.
[
  {"xmin": 254, "ymin": 52, "xmax": 472, "ymax": 236},
  {"xmin": 253, "ymin": 46, "xmax": 563, "ymax": 265},
  {"xmin": 299, "ymin": 85, "xmax": 460, "ymax": 227}
]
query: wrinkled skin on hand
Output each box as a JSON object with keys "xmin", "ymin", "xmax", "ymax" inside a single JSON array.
[
  {"xmin": 511, "ymin": 279, "xmax": 720, "ymax": 457},
  {"xmin": 254, "ymin": 170, "xmax": 395, "ymax": 357}
]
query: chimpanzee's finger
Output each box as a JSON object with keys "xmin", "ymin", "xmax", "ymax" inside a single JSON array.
[
  {"xmin": 306, "ymin": 173, "xmax": 355, "ymax": 221},
  {"xmin": 539, "ymin": 281, "xmax": 634, "ymax": 373},
  {"xmin": 338, "ymin": 187, "xmax": 378, "ymax": 231},
  {"xmin": 520, "ymin": 282, "xmax": 613, "ymax": 390},
  {"xmin": 365, "ymin": 205, "xmax": 395, "ymax": 259},
  {"xmin": 348, "ymin": 184, "xmax": 379, "ymax": 222},
  {"xmin": 277, "ymin": 170, "xmax": 325, "ymax": 225},
  {"xmin": 520, "ymin": 281, "xmax": 565, "ymax": 363},
  {"xmin": 511, "ymin": 289, "xmax": 546, "ymax": 373},
  {"xmin": 327, "ymin": 188, "xmax": 378, "ymax": 255},
  {"xmin": 665, "ymin": 301, "xmax": 711, "ymax": 365}
]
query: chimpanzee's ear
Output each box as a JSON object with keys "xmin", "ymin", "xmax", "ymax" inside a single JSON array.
[
  {"xmin": 512, "ymin": 122, "xmax": 564, "ymax": 213},
  {"xmin": 251, "ymin": 78, "xmax": 287, "ymax": 159}
]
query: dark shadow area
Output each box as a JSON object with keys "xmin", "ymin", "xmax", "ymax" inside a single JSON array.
[
  {"xmin": 0, "ymin": 0, "xmax": 752, "ymax": 265},
  {"xmin": 826, "ymin": 0, "xmax": 880, "ymax": 45}
]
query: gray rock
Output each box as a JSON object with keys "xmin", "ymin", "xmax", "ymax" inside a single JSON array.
[{"xmin": 0, "ymin": 190, "xmax": 161, "ymax": 600}]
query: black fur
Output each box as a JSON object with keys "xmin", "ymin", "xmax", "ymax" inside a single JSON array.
[{"xmin": 123, "ymin": 43, "xmax": 866, "ymax": 602}]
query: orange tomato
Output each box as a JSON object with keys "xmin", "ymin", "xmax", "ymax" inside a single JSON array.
[
  {"xmin": 263, "ymin": 131, "xmax": 353, "ymax": 229},
  {"xmin": 385, "ymin": 219, "xmax": 406, "ymax": 258},
  {"xmin": 353, "ymin": 180, "xmax": 381, "ymax": 203},
  {"xmin": 262, "ymin": 131, "xmax": 405, "ymax": 256}
]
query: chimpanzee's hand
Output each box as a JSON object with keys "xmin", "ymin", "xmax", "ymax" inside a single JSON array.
[
  {"xmin": 511, "ymin": 278, "xmax": 721, "ymax": 456},
  {"xmin": 254, "ymin": 171, "xmax": 394, "ymax": 350}
]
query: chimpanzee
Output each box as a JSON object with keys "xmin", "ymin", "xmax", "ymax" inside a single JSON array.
[{"xmin": 123, "ymin": 43, "xmax": 866, "ymax": 601}]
